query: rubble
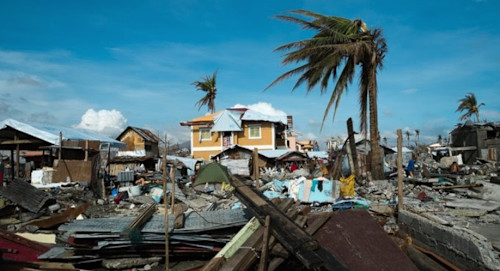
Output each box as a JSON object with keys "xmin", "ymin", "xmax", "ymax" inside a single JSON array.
[{"xmin": 0, "ymin": 127, "xmax": 499, "ymax": 271}]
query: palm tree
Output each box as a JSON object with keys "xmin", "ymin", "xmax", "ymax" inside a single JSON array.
[
  {"xmin": 383, "ymin": 137, "xmax": 388, "ymax": 146},
  {"xmin": 267, "ymin": 10, "xmax": 387, "ymax": 179},
  {"xmin": 193, "ymin": 71, "xmax": 218, "ymax": 113},
  {"xmin": 404, "ymin": 130, "xmax": 411, "ymax": 147},
  {"xmin": 456, "ymin": 93, "xmax": 485, "ymax": 122},
  {"xmin": 437, "ymin": 134, "xmax": 442, "ymax": 145},
  {"xmin": 415, "ymin": 129, "xmax": 420, "ymax": 147}
]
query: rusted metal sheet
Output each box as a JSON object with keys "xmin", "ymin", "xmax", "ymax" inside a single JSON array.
[
  {"xmin": 0, "ymin": 178, "xmax": 53, "ymax": 213},
  {"xmin": 313, "ymin": 209, "xmax": 418, "ymax": 271},
  {"xmin": 0, "ymin": 228, "xmax": 50, "ymax": 262}
]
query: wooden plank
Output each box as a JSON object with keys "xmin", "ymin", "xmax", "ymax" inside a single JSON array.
[
  {"xmin": 0, "ymin": 139, "xmax": 45, "ymax": 145},
  {"xmin": 173, "ymin": 204, "xmax": 185, "ymax": 229},
  {"xmin": 219, "ymin": 199, "xmax": 294, "ymax": 271},
  {"xmin": 230, "ymin": 175, "xmax": 329, "ymax": 270},
  {"xmin": 258, "ymin": 216, "xmax": 271, "ymax": 271},
  {"xmin": 202, "ymin": 217, "xmax": 261, "ymax": 271}
]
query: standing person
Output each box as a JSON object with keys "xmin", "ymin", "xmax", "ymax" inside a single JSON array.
[{"xmin": 406, "ymin": 155, "xmax": 416, "ymax": 177}]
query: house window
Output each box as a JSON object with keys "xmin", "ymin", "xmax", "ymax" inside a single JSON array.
[
  {"xmin": 248, "ymin": 125, "xmax": 261, "ymax": 139},
  {"xmin": 200, "ymin": 128, "xmax": 212, "ymax": 141}
]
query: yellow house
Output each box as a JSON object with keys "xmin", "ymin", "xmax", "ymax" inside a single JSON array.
[{"xmin": 181, "ymin": 108, "xmax": 289, "ymax": 161}]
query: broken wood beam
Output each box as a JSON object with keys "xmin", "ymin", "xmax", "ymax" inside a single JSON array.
[
  {"xmin": 230, "ymin": 175, "xmax": 341, "ymax": 270},
  {"xmin": 218, "ymin": 198, "xmax": 294, "ymax": 271},
  {"xmin": 122, "ymin": 203, "xmax": 157, "ymax": 240},
  {"xmin": 258, "ymin": 215, "xmax": 271, "ymax": 271},
  {"xmin": 173, "ymin": 203, "xmax": 185, "ymax": 229}
]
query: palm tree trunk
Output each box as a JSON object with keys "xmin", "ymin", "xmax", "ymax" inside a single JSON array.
[{"xmin": 368, "ymin": 62, "xmax": 384, "ymax": 180}]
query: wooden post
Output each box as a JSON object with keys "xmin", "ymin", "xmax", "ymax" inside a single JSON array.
[
  {"xmin": 170, "ymin": 167, "xmax": 175, "ymax": 212},
  {"xmin": 253, "ymin": 148, "xmax": 260, "ymax": 190},
  {"xmin": 58, "ymin": 132, "xmax": 62, "ymax": 161},
  {"xmin": 258, "ymin": 215, "xmax": 271, "ymax": 271},
  {"xmin": 162, "ymin": 135, "xmax": 169, "ymax": 271},
  {"xmin": 347, "ymin": 118, "xmax": 360, "ymax": 177},
  {"xmin": 345, "ymin": 142, "xmax": 355, "ymax": 176},
  {"xmin": 84, "ymin": 140, "xmax": 89, "ymax": 161},
  {"xmin": 397, "ymin": 129, "xmax": 403, "ymax": 212},
  {"xmin": 107, "ymin": 144, "xmax": 111, "ymax": 176},
  {"xmin": 15, "ymin": 132, "xmax": 19, "ymax": 178},
  {"xmin": 10, "ymin": 149, "xmax": 14, "ymax": 181}
]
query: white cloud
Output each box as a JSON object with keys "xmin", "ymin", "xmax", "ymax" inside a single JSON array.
[
  {"xmin": 75, "ymin": 109, "xmax": 128, "ymax": 137},
  {"xmin": 232, "ymin": 102, "xmax": 287, "ymax": 121}
]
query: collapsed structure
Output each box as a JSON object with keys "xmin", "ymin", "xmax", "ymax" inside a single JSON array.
[{"xmin": 0, "ymin": 114, "xmax": 499, "ymax": 271}]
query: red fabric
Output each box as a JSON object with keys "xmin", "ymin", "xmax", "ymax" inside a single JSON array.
[{"xmin": 290, "ymin": 164, "xmax": 298, "ymax": 172}]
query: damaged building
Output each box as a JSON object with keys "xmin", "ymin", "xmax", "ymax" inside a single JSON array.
[{"xmin": 451, "ymin": 121, "xmax": 500, "ymax": 164}]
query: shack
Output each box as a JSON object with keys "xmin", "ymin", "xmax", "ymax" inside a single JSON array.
[
  {"xmin": 450, "ymin": 121, "xmax": 500, "ymax": 163},
  {"xmin": 0, "ymin": 119, "xmax": 125, "ymax": 184},
  {"xmin": 116, "ymin": 126, "xmax": 160, "ymax": 158}
]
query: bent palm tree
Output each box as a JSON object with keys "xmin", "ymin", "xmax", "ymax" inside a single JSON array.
[
  {"xmin": 267, "ymin": 10, "xmax": 387, "ymax": 179},
  {"xmin": 404, "ymin": 130, "xmax": 411, "ymax": 147},
  {"xmin": 456, "ymin": 93, "xmax": 485, "ymax": 122},
  {"xmin": 193, "ymin": 71, "xmax": 218, "ymax": 113}
]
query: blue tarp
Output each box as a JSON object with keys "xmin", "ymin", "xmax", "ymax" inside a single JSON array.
[{"xmin": 263, "ymin": 178, "xmax": 340, "ymax": 203}]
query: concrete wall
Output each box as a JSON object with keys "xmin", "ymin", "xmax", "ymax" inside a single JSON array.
[{"xmin": 399, "ymin": 210, "xmax": 500, "ymax": 271}]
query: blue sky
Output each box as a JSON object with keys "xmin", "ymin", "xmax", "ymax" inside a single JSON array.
[{"xmin": 0, "ymin": 0, "xmax": 499, "ymax": 147}]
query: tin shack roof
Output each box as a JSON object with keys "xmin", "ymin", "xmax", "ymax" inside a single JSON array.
[{"xmin": 0, "ymin": 118, "xmax": 125, "ymax": 148}]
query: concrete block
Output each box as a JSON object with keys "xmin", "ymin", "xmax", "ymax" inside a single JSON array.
[{"xmin": 399, "ymin": 210, "xmax": 500, "ymax": 271}]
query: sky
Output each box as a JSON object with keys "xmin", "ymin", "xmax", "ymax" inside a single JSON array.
[{"xmin": 0, "ymin": 0, "xmax": 499, "ymax": 148}]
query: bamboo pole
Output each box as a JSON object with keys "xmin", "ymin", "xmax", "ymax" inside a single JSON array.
[
  {"xmin": 162, "ymin": 135, "xmax": 169, "ymax": 271},
  {"xmin": 397, "ymin": 129, "xmax": 403, "ymax": 212}
]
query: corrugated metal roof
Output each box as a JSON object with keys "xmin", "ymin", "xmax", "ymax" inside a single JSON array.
[
  {"xmin": 210, "ymin": 110, "xmax": 242, "ymax": 132},
  {"xmin": 241, "ymin": 108, "xmax": 286, "ymax": 124},
  {"xmin": 259, "ymin": 149, "xmax": 290, "ymax": 158},
  {"xmin": 185, "ymin": 107, "xmax": 286, "ymax": 126},
  {"xmin": 0, "ymin": 119, "xmax": 125, "ymax": 148},
  {"xmin": 307, "ymin": 151, "xmax": 329, "ymax": 159},
  {"xmin": 129, "ymin": 127, "xmax": 160, "ymax": 143},
  {"xmin": 58, "ymin": 208, "xmax": 251, "ymax": 234}
]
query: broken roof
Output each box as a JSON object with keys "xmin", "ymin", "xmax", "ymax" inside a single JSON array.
[
  {"xmin": 116, "ymin": 126, "xmax": 160, "ymax": 143},
  {"xmin": 181, "ymin": 107, "xmax": 287, "ymax": 127},
  {"xmin": 210, "ymin": 110, "xmax": 243, "ymax": 132},
  {"xmin": 0, "ymin": 118, "xmax": 125, "ymax": 148}
]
